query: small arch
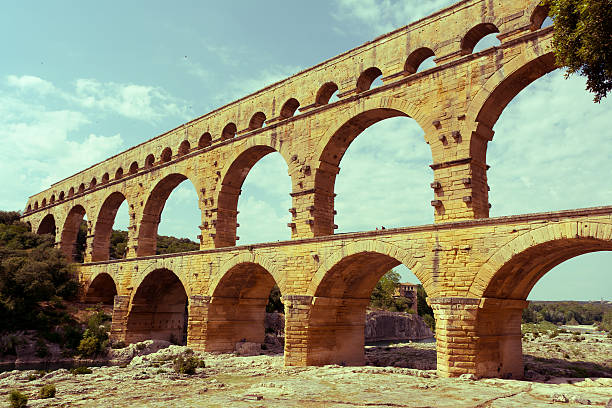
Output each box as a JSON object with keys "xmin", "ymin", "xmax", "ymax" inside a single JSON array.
[
  {"xmin": 59, "ymin": 191, "xmax": 65, "ymax": 201},
  {"xmin": 404, "ymin": 47, "xmax": 436, "ymax": 74},
  {"xmin": 37, "ymin": 213, "xmax": 56, "ymax": 235},
  {"xmin": 50, "ymin": 195, "xmax": 55, "ymax": 204},
  {"xmin": 115, "ymin": 167, "xmax": 124, "ymax": 180},
  {"xmin": 78, "ymin": 183, "xmax": 85, "ymax": 194},
  {"xmin": 84, "ymin": 273, "xmax": 117, "ymax": 305},
  {"xmin": 68, "ymin": 187, "xmax": 75, "ymax": 198},
  {"xmin": 279, "ymin": 98, "xmax": 300, "ymax": 119},
  {"xmin": 145, "ymin": 154, "xmax": 155, "ymax": 168},
  {"xmin": 198, "ymin": 132, "xmax": 212, "ymax": 148},
  {"xmin": 316, "ymin": 82, "xmax": 339, "ymax": 105},
  {"xmin": 90, "ymin": 177, "xmax": 97, "ymax": 189},
  {"xmin": 530, "ymin": 4, "xmax": 551, "ymax": 31},
  {"xmin": 161, "ymin": 147, "xmax": 172, "ymax": 162},
  {"xmin": 129, "ymin": 161, "xmax": 139, "ymax": 174},
  {"xmin": 41, "ymin": 198, "xmax": 47, "ymax": 207},
  {"xmin": 102, "ymin": 173, "xmax": 110, "ymax": 184},
  {"xmin": 461, "ymin": 23, "xmax": 500, "ymax": 54},
  {"xmin": 27, "ymin": 204, "xmax": 32, "ymax": 212},
  {"xmin": 356, "ymin": 67, "xmax": 383, "ymax": 93},
  {"xmin": 34, "ymin": 201, "xmax": 39, "ymax": 210},
  {"xmin": 248, "ymin": 112, "xmax": 267, "ymax": 130},
  {"xmin": 178, "ymin": 140, "xmax": 190, "ymax": 156},
  {"xmin": 221, "ymin": 123, "xmax": 237, "ymax": 140}
]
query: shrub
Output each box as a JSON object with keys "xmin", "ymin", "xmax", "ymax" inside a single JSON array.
[
  {"xmin": 77, "ymin": 335, "xmax": 100, "ymax": 357},
  {"xmin": 39, "ymin": 383, "xmax": 56, "ymax": 398},
  {"xmin": 8, "ymin": 390, "xmax": 27, "ymax": 408},
  {"xmin": 173, "ymin": 355, "xmax": 205, "ymax": 375},
  {"xmin": 35, "ymin": 337, "xmax": 49, "ymax": 358},
  {"xmin": 70, "ymin": 366, "xmax": 92, "ymax": 375}
]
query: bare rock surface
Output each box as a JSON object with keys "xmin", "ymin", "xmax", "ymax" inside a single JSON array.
[
  {"xmin": 365, "ymin": 311, "xmax": 434, "ymax": 342},
  {"xmin": 2, "ymin": 335, "xmax": 612, "ymax": 407}
]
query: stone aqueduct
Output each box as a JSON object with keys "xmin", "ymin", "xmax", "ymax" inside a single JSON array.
[{"xmin": 20, "ymin": 0, "xmax": 612, "ymax": 378}]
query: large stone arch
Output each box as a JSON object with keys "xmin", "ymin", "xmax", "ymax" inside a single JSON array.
[
  {"xmin": 136, "ymin": 171, "xmax": 200, "ymax": 257},
  {"xmin": 37, "ymin": 213, "xmax": 57, "ymax": 236},
  {"xmin": 59, "ymin": 204, "xmax": 88, "ymax": 262},
  {"xmin": 126, "ymin": 267, "xmax": 189, "ymax": 345},
  {"xmin": 308, "ymin": 239, "xmax": 430, "ymax": 296},
  {"xmin": 205, "ymin": 253, "xmax": 283, "ymax": 352},
  {"xmin": 209, "ymin": 252, "xmax": 284, "ymax": 296},
  {"xmin": 83, "ymin": 272, "xmax": 118, "ymax": 305},
  {"xmin": 464, "ymin": 220, "xmax": 612, "ymax": 379},
  {"xmin": 310, "ymin": 96, "xmax": 434, "ymax": 237},
  {"xmin": 469, "ymin": 221, "xmax": 612, "ymax": 299},
  {"xmin": 464, "ymin": 47, "xmax": 556, "ymax": 161},
  {"xmin": 91, "ymin": 190, "xmax": 131, "ymax": 262},
  {"xmin": 305, "ymin": 239, "xmax": 430, "ymax": 366},
  {"xmin": 214, "ymin": 135, "xmax": 293, "ymax": 248}
]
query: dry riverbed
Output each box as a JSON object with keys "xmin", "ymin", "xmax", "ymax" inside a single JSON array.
[{"xmin": 1, "ymin": 333, "xmax": 611, "ymax": 407}]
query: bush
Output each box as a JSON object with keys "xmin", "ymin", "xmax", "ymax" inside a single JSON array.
[
  {"xmin": 77, "ymin": 336, "xmax": 100, "ymax": 357},
  {"xmin": 70, "ymin": 366, "xmax": 92, "ymax": 375},
  {"xmin": 39, "ymin": 383, "xmax": 56, "ymax": 398},
  {"xmin": 8, "ymin": 390, "xmax": 27, "ymax": 408},
  {"xmin": 173, "ymin": 355, "xmax": 205, "ymax": 375}
]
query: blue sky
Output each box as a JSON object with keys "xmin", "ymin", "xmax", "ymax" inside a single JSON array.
[{"xmin": 1, "ymin": 1, "xmax": 610, "ymax": 300}]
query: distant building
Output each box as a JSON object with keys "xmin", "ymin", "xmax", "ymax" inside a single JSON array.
[{"xmin": 394, "ymin": 282, "xmax": 419, "ymax": 313}]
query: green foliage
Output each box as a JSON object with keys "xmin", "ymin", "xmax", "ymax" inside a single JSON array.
[
  {"xmin": 370, "ymin": 270, "xmax": 411, "ymax": 312},
  {"xmin": 546, "ymin": 0, "xmax": 612, "ymax": 102},
  {"xmin": 522, "ymin": 321, "xmax": 558, "ymax": 334},
  {"xmin": 0, "ymin": 211, "xmax": 79, "ymax": 333},
  {"xmin": 522, "ymin": 301, "xmax": 611, "ymax": 325},
  {"xmin": 600, "ymin": 311, "xmax": 612, "ymax": 332},
  {"xmin": 39, "ymin": 383, "xmax": 56, "ymax": 399},
  {"xmin": 266, "ymin": 285, "xmax": 284, "ymax": 313},
  {"xmin": 155, "ymin": 235, "xmax": 199, "ymax": 255},
  {"xmin": 8, "ymin": 390, "xmax": 27, "ymax": 408},
  {"xmin": 105, "ymin": 228, "xmax": 199, "ymax": 258},
  {"xmin": 77, "ymin": 311, "xmax": 111, "ymax": 356},
  {"xmin": 70, "ymin": 366, "xmax": 92, "ymax": 375},
  {"xmin": 173, "ymin": 355, "xmax": 205, "ymax": 375}
]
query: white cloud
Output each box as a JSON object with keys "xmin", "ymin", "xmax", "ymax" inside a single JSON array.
[
  {"xmin": 333, "ymin": 0, "xmax": 455, "ymax": 36},
  {"xmin": 0, "ymin": 94, "xmax": 124, "ymax": 210},
  {"xmin": 71, "ymin": 78, "xmax": 188, "ymax": 121},
  {"xmin": 6, "ymin": 75, "xmax": 55, "ymax": 94}
]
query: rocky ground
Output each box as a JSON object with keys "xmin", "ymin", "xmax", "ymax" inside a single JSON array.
[{"xmin": 1, "ymin": 330, "xmax": 611, "ymax": 408}]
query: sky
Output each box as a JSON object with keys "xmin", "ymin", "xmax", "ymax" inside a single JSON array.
[{"xmin": 1, "ymin": 1, "xmax": 610, "ymax": 301}]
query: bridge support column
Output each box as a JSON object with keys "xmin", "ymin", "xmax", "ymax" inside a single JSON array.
[
  {"xmin": 431, "ymin": 297, "xmax": 528, "ymax": 379},
  {"xmin": 83, "ymin": 234, "xmax": 95, "ymax": 263},
  {"xmin": 109, "ymin": 295, "xmax": 131, "ymax": 344},
  {"xmin": 186, "ymin": 295, "xmax": 211, "ymax": 351},
  {"xmin": 430, "ymin": 297, "xmax": 480, "ymax": 377},
  {"xmin": 476, "ymin": 298, "xmax": 528, "ymax": 379},
  {"xmin": 283, "ymin": 295, "xmax": 313, "ymax": 366}
]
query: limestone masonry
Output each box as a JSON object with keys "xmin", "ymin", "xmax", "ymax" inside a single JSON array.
[{"xmin": 20, "ymin": 0, "xmax": 612, "ymax": 379}]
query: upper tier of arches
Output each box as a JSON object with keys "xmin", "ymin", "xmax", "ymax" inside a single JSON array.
[{"xmin": 24, "ymin": 0, "xmax": 550, "ymax": 214}]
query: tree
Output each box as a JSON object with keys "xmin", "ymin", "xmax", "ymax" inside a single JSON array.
[{"xmin": 546, "ymin": 0, "xmax": 612, "ymax": 102}]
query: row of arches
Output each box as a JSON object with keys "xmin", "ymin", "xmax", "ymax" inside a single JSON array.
[
  {"xmin": 82, "ymin": 218, "xmax": 612, "ymax": 375},
  {"xmin": 25, "ymin": 6, "xmax": 555, "ymax": 215}
]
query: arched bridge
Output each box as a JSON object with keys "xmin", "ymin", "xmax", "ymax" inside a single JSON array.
[{"xmin": 20, "ymin": 0, "xmax": 611, "ymax": 378}]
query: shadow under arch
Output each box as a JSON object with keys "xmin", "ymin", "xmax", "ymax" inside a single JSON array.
[
  {"xmin": 37, "ymin": 213, "xmax": 56, "ymax": 236},
  {"xmin": 215, "ymin": 140, "xmax": 292, "ymax": 247},
  {"xmin": 466, "ymin": 221, "xmax": 612, "ymax": 379},
  {"xmin": 206, "ymin": 260, "xmax": 282, "ymax": 352},
  {"xmin": 305, "ymin": 243, "xmax": 429, "ymax": 366},
  {"xmin": 313, "ymin": 98, "xmax": 432, "ymax": 236},
  {"xmin": 92, "ymin": 191, "xmax": 129, "ymax": 262},
  {"xmin": 60, "ymin": 204, "xmax": 87, "ymax": 261},
  {"xmin": 84, "ymin": 272, "xmax": 118, "ymax": 305},
  {"xmin": 126, "ymin": 268, "xmax": 188, "ymax": 345},
  {"xmin": 137, "ymin": 173, "xmax": 199, "ymax": 257}
]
